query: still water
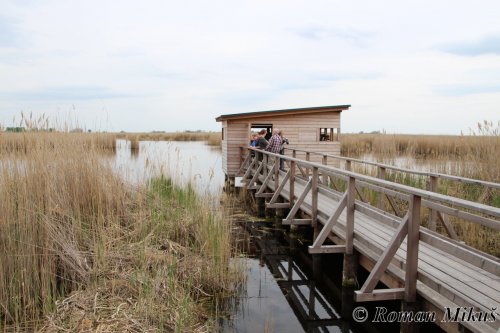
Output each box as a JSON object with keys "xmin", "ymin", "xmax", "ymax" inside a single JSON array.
[
  {"xmin": 218, "ymin": 220, "xmax": 359, "ymax": 333},
  {"xmin": 113, "ymin": 141, "xmax": 357, "ymax": 332},
  {"xmin": 113, "ymin": 139, "xmax": 225, "ymax": 196},
  {"xmin": 113, "ymin": 141, "xmax": 439, "ymax": 333}
]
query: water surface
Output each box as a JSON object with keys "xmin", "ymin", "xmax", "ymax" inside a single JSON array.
[{"xmin": 113, "ymin": 139, "xmax": 224, "ymax": 196}]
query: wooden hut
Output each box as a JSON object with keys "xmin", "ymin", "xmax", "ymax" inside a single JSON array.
[{"xmin": 216, "ymin": 105, "xmax": 351, "ymax": 181}]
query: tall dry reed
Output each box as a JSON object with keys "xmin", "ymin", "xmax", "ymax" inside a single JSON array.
[
  {"xmin": 340, "ymin": 123, "xmax": 500, "ymax": 255},
  {"xmin": 0, "ymin": 132, "xmax": 237, "ymax": 331}
]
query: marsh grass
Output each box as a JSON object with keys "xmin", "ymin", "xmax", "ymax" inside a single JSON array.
[
  {"xmin": 0, "ymin": 132, "xmax": 117, "ymax": 154},
  {"xmin": 340, "ymin": 124, "xmax": 500, "ymax": 255},
  {"xmin": 0, "ymin": 132, "xmax": 238, "ymax": 332}
]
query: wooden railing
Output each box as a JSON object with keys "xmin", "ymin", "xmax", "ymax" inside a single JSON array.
[
  {"xmin": 281, "ymin": 147, "xmax": 499, "ymax": 237},
  {"xmin": 238, "ymin": 147, "xmax": 500, "ymax": 303}
]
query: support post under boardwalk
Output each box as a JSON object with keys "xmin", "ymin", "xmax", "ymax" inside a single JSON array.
[
  {"xmin": 400, "ymin": 300, "xmax": 421, "ymax": 333},
  {"xmin": 341, "ymin": 251, "xmax": 358, "ymax": 319},
  {"xmin": 256, "ymin": 194, "xmax": 265, "ymax": 218},
  {"xmin": 275, "ymin": 196, "xmax": 285, "ymax": 218},
  {"xmin": 312, "ymin": 254, "xmax": 322, "ymax": 280},
  {"xmin": 401, "ymin": 194, "xmax": 422, "ymax": 333},
  {"xmin": 342, "ymin": 176, "xmax": 358, "ymax": 318}
]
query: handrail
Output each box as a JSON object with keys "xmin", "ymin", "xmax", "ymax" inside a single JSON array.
[
  {"xmin": 282, "ymin": 147, "xmax": 500, "ymax": 190},
  {"xmin": 246, "ymin": 147, "xmax": 500, "ymax": 222},
  {"xmin": 242, "ymin": 146, "xmax": 499, "ymax": 315}
]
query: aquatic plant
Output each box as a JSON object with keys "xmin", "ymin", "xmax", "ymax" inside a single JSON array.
[{"xmin": 0, "ymin": 132, "xmax": 238, "ymax": 331}]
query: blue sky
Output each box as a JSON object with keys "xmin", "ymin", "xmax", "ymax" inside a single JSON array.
[{"xmin": 1, "ymin": 0, "xmax": 499, "ymax": 133}]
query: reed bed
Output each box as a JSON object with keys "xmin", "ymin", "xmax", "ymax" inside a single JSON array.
[
  {"xmin": 118, "ymin": 132, "xmax": 222, "ymax": 146},
  {"xmin": 0, "ymin": 132, "xmax": 117, "ymax": 154},
  {"xmin": 341, "ymin": 125, "xmax": 500, "ymax": 182},
  {"xmin": 340, "ymin": 123, "xmax": 500, "ymax": 255},
  {"xmin": 0, "ymin": 133, "xmax": 238, "ymax": 332}
]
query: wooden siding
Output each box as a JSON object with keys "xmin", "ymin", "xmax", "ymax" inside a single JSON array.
[
  {"xmin": 226, "ymin": 122, "xmax": 249, "ymax": 176},
  {"xmin": 223, "ymin": 111, "xmax": 343, "ymax": 176},
  {"xmin": 221, "ymin": 121, "xmax": 228, "ymax": 174}
]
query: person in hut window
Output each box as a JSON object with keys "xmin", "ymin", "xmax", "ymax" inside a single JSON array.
[
  {"xmin": 256, "ymin": 129, "xmax": 269, "ymax": 161},
  {"xmin": 250, "ymin": 133, "xmax": 259, "ymax": 147},
  {"xmin": 257, "ymin": 129, "xmax": 269, "ymax": 150}
]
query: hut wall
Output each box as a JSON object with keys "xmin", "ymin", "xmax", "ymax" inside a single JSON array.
[
  {"xmin": 224, "ymin": 111, "xmax": 343, "ymax": 176},
  {"xmin": 225, "ymin": 121, "xmax": 250, "ymax": 176}
]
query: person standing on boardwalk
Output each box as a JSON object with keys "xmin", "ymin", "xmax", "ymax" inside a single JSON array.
[
  {"xmin": 266, "ymin": 129, "xmax": 288, "ymax": 169},
  {"xmin": 256, "ymin": 129, "xmax": 269, "ymax": 161},
  {"xmin": 265, "ymin": 129, "xmax": 284, "ymax": 154},
  {"xmin": 257, "ymin": 129, "xmax": 269, "ymax": 150}
]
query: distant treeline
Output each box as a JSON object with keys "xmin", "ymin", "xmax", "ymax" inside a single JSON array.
[{"xmin": 4, "ymin": 127, "xmax": 58, "ymax": 132}]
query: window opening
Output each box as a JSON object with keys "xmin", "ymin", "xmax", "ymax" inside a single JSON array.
[{"xmin": 319, "ymin": 128, "xmax": 340, "ymax": 141}]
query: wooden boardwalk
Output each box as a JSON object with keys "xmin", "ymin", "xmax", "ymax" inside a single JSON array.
[{"xmin": 238, "ymin": 148, "xmax": 500, "ymax": 333}]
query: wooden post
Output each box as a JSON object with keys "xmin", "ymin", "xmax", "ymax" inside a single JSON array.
[
  {"xmin": 290, "ymin": 160, "xmax": 295, "ymax": 205},
  {"xmin": 306, "ymin": 152, "xmax": 310, "ymax": 177},
  {"xmin": 428, "ymin": 175, "xmax": 438, "ymax": 231},
  {"xmin": 377, "ymin": 166, "xmax": 386, "ymax": 210},
  {"xmin": 341, "ymin": 251, "xmax": 358, "ymax": 318},
  {"xmin": 322, "ymin": 155, "xmax": 328, "ymax": 185},
  {"xmin": 405, "ymin": 194, "xmax": 421, "ymax": 303},
  {"xmin": 345, "ymin": 160, "xmax": 351, "ymax": 171},
  {"xmin": 263, "ymin": 154, "xmax": 268, "ymax": 178},
  {"xmin": 312, "ymin": 254, "xmax": 322, "ymax": 280},
  {"xmin": 239, "ymin": 147, "xmax": 244, "ymax": 169},
  {"xmin": 342, "ymin": 175, "xmax": 358, "ymax": 318},
  {"xmin": 257, "ymin": 158, "xmax": 266, "ymax": 217},
  {"xmin": 312, "ymin": 167, "xmax": 319, "ymax": 239},
  {"xmin": 275, "ymin": 196, "xmax": 285, "ymax": 218},
  {"xmin": 401, "ymin": 195, "xmax": 421, "ymax": 331},
  {"xmin": 346, "ymin": 176, "xmax": 355, "ymax": 254},
  {"xmin": 401, "ymin": 300, "xmax": 421, "ymax": 333},
  {"xmin": 274, "ymin": 155, "xmax": 279, "ymax": 189}
]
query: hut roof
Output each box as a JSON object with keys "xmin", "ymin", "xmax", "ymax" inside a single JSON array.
[{"xmin": 216, "ymin": 105, "xmax": 350, "ymax": 122}]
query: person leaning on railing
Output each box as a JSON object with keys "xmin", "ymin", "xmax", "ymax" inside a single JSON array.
[{"xmin": 265, "ymin": 129, "xmax": 289, "ymax": 169}]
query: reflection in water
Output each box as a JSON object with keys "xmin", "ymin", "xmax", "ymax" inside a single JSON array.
[
  {"xmin": 112, "ymin": 139, "xmax": 224, "ymax": 196},
  {"xmin": 219, "ymin": 222, "xmax": 357, "ymax": 333}
]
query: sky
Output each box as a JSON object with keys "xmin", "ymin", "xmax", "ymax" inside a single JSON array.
[{"xmin": 0, "ymin": 0, "xmax": 499, "ymax": 134}]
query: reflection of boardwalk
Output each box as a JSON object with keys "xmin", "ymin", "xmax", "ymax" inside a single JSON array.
[
  {"xmin": 270, "ymin": 257, "xmax": 344, "ymax": 332},
  {"xmin": 242, "ymin": 223, "xmax": 350, "ymax": 333},
  {"xmin": 240, "ymin": 148, "xmax": 500, "ymax": 333}
]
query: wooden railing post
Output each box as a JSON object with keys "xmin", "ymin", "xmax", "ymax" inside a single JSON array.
[
  {"xmin": 274, "ymin": 155, "xmax": 280, "ymax": 190},
  {"xmin": 263, "ymin": 154, "xmax": 268, "ymax": 178},
  {"xmin": 306, "ymin": 152, "xmax": 310, "ymax": 177},
  {"xmin": 322, "ymin": 155, "xmax": 328, "ymax": 184},
  {"xmin": 405, "ymin": 194, "xmax": 421, "ymax": 302},
  {"xmin": 345, "ymin": 160, "xmax": 352, "ymax": 171},
  {"xmin": 312, "ymin": 167, "xmax": 319, "ymax": 239},
  {"xmin": 377, "ymin": 166, "xmax": 386, "ymax": 209},
  {"xmin": 346, "ymin": 176, "xmax": 355, "ymax": 254},
  {"xmin": 428, "ymin": 175, "xmax": 438, "ymax": 231},
  {"xmin": 239, "ymin": 147, "xmax": 244, "ymax": 168},
  {"xmin": 290, "ymin": 160, "xmax": 295, "ymax": 205}
]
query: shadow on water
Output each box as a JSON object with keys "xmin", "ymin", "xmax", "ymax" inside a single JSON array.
[
  {"xmin": 219, "ymin": 212, "xmax": 445, "ymax": 333},
  {"xmin": 218, "ymin": 218, "xmax": 393, "ymax": 333}
]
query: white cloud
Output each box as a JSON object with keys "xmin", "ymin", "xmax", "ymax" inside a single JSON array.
[{"xmin": 0, "ymin": 0, "xmax": 499, "ymax": 134}]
